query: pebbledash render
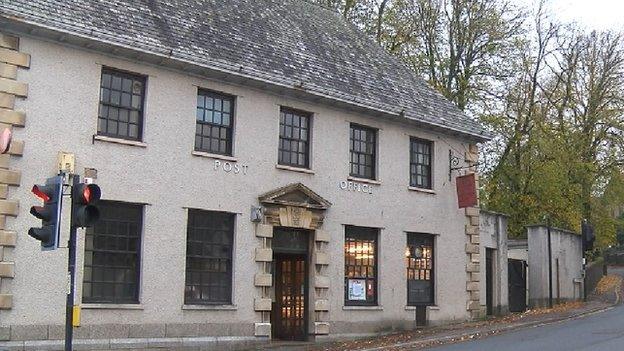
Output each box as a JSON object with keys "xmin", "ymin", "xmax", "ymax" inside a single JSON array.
[{"xmin": 0, "ymin": 0, "xmax": 489, "ymax": 349}]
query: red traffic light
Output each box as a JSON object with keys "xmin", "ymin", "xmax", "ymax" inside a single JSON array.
[
  {"xmin": 72, "ymin": 182, "xmax": 101, "ymax": 228},
  {"xmin": 32, "ymin": 184, "xmax": 51, "ymax": 202},
  {"xmin": 73, "ymin": 183, "xmax": 101, "ymax": 204},
  {"xmin": 83, "ymin": 186, "xmax": 92, "ymax": 203},
  {"xmin": 28, "ymin": 176, "xmax": 63, "ymax": 250}
]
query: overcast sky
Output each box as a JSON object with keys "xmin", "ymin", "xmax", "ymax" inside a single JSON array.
[{"xmin": 530, "ymin": 0, "xmax": 624, "ymax": 30}]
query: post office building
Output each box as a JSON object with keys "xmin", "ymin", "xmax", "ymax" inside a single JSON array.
[{"xmin": 0, "ymin": 0, "xmax": 489, "ymax": 349}]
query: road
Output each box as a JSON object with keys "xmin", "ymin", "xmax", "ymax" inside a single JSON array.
[
  {"xmin": 426, "ymin": 304, "xmax": 624, "ymax": 351},
  {"xmin": 428, "ymin": 277, "xmax": 624, "ymax": 351}
]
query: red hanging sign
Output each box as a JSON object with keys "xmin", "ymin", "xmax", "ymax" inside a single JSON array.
[{"xmin": 456, "ymin": 173, "xmax": 477, "ymax": 208}]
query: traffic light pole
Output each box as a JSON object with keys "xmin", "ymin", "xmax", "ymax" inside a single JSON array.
[{"xmin": 64, "ymin": 175, "xmax": 78, "ymax": 351}]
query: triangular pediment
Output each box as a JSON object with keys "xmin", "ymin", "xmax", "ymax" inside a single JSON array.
[{"xmin": 259, "ymin": 183, "xmax": 331, "ymax": 210}]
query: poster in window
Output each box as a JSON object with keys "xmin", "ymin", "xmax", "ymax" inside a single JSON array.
[{"xmin": 348, "ymin": 279, "xmax": 366, "ymax": 300}]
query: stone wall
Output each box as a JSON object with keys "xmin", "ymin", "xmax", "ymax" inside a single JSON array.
[
  {"xmin": 464, "ymin": 144, "xmax": 482, "ymax": 319},
  {"xmin": 0, "ymin": 32, "xmax": 28, "ymax": 312}
]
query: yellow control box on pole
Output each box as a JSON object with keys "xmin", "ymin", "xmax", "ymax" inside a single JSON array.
[{"xmin": 72, "ymin": 305, "xmax": 81, "ymax": 327}]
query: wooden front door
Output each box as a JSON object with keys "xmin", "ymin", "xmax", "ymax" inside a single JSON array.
[{"xmin": 273, "ymin": 254, "xmax": 308, "ymax": 341}]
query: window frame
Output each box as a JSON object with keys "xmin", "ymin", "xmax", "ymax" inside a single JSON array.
[
  {"xmin": 184, "ymin": 209, "xmax": 235, "ymax": 305},
  {"xmin": 82, "ymin": 200, "xmax": 143, "ymax": 305},
  {"xmin": 97, "ymin": 67, "xmax": 147, "ymax": 141},
  {"xmin": 278, "ymin": 107, "xmax": 312, "ymax": 169},
  {"xmin": 409, "ymin": 137, "xmax": 433, "ymax": 189},
  {"xmin": 195, "ymin": 89, "xmax": 236, "ymax": 156},
  {"xmin": 406, "ymin": 233, "xmax": 435, "ymax": 306},
  {"xmin": 349, "ymin": 123, "xmax": 377, "ymax": 180},
  {"xmin": 344, "ymin": 226, "xmax": 379, "ymax": 306}
]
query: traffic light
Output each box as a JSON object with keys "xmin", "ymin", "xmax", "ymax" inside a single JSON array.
[
  {"xmin": 71, "ymin": 182, "xmax": 101, "ymax": 227},
  {"xmin": 28, "ymin": 176, "xmax": 63, "ymax": 250},
  {"xmin": 582, "ymin": 221, "xmax": 595, "ymax": 252}
]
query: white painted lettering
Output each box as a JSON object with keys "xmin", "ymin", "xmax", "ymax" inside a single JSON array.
[
  {"xmin": 213, "ymin": 160, "xmax": 248, "ymax": 175},
  {"xmin": 338, "ymin": 179, "xmax": 374, "ymax": 195}
]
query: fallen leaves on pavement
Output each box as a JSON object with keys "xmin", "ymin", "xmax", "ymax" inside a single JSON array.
[{"xmin": 595, "ymin": 275, "xmax": 622, "ymax": 295}]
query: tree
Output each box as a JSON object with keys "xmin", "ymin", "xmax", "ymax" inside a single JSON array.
[
  {"xmin": 406, "ymin": 0, "xmax": 525, "ymax": 111},
  {"xmin": 311, "ymin": 0, "xmax": 624, "ymax": 245}
]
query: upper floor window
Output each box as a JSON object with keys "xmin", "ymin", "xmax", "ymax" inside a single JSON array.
[
  {"xmin": 185, "ymin": 209, "xmax": 234, "ymax": 305},
  {"xmin": 83, "ymin": 201, "xmax": 143, "ymax": 304},
  {"xmin": 279, "ymin": 107, "xmax": 311, "ymax": 168},
  {"xmin": 344, "ymin": 226, "xmax": 378, "ymax": 306},
  {"xmin": 350, "ymin": 124, "xmax": 377, "ymax": 179},
  {"xmin": 406, "ymin": 233, "xmax": 434, "ymax": 306},
  {"xmin": 195, "ymin": 90, "xmax": 234, "ymax": 156},
  {"xmin": 410, "ymin": 138, "xmax": 433, "ymax": 189},
  {"xmin": 98, "ymin": 68, "xmax": 145, "ymax": 141}
]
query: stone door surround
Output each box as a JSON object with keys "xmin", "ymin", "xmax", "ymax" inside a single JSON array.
[{"xmin": 253, "ymin": 183, "xmax": 331, "ymax": 338}]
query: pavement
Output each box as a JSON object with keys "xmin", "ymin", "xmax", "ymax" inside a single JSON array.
[{"xmin": 254, "ymin": 266, "xmax": 624, "ymax": 351}]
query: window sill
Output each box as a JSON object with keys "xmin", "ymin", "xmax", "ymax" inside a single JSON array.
[
  {"xmin": 182, "ymin": 304, "xmax": 238, "ymax": 311},
  {"xmin": 342, "ymin": 305, "xmax": 383, "ymax": 311},
  {"xmin": 191, "ymin": 151, "xmax": 238, "ymax": 162},
  {"xmin": 93, "ymin": 135, "xmax": 147, "ymax": 148},
  {"xmin": 81, "ymin": 303, "xmax": 143, "ymax": 310},
  {"xmin": 405, "ymin": 305, "xmax": 439, "ymax": 311},
  {"xmin": 408, "ymin": 186, "xmax": 436, "ymax": 194},
  {"xmin": 347, "ymin": 176, "xmax": 381, "ymax": 185},
  {"xmin": 275, "ymin": 164, "xmax": 315, "ymax": 174}
]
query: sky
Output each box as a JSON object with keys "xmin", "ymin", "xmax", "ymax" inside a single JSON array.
[{"xmin": 529, "ymin": 0, "xmax": 624, "ymax": 30}]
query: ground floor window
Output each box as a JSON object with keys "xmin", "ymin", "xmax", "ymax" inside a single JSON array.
[
  {"xmin": 406, "ymin": 233, "xmax": 434, "ymax": 305},
  {"xmin": 344, "ymin": 226, "xmax": 378, "ymax": 306},
  {"xmin": 82, "ymin": 201, "xmax": 143, "ymax": 304},
  {"xmin": 184, "ymin": 209, "xmax": 234, "ymax": 305}
]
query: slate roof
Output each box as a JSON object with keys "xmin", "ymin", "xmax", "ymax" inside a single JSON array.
[{"xmin": 0, "ymin": 0, "xmax": 490, "ymax": 140}]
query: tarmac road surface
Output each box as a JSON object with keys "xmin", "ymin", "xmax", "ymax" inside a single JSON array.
[{"xmin": 427, "ymin": 269, "xmax": 624, "ymax": 351}]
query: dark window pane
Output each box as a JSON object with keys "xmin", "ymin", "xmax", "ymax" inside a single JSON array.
[
  {"xmin": 349, "ymin": 124, "xmax": 376, "ymax": 179},
  {"xmin": 185, "ymin": 210, "xmax": 234, "ymax": 305},
  {"xmin": 122, "ymin": 78, "xmax": 132, "ymax": 92},
  {"xmin": 195, "ymin": 90, "xmax": 234, "ymax": 156},
  {"xmin": 101, "ymin": 88, "xmax": 110, "ymax": 103},
  {"xmin": 101, "ymin": 73, "xmax": 111, "ymax": 88},
  {"xmin": 119, "ymin": 109, "xmax": 128, "ymax": 122},
  {"xmin": 110, "ymin": 91, "xmax": 120, "ymax": 105},
  {"xmin": 111, "ymin": 76, "xmax": 122, "ymax": 90},
  {"xmin": 278, "ymin": 107, "xmax": 311, "ymax": 168},
  {"xmin": 344, "ymin": 226, "xmax": 378, "ymax": 306},
  {"xmin": 97, "ymin": 68, "xmax": 145, "ymax": 141},
  {"xmin": 410, "ymin": 138, "xmax": 433, "ymax": 189},
  {"xmin": 82, "ymin": 201, "xmax": 142, "ymax": 304}
]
